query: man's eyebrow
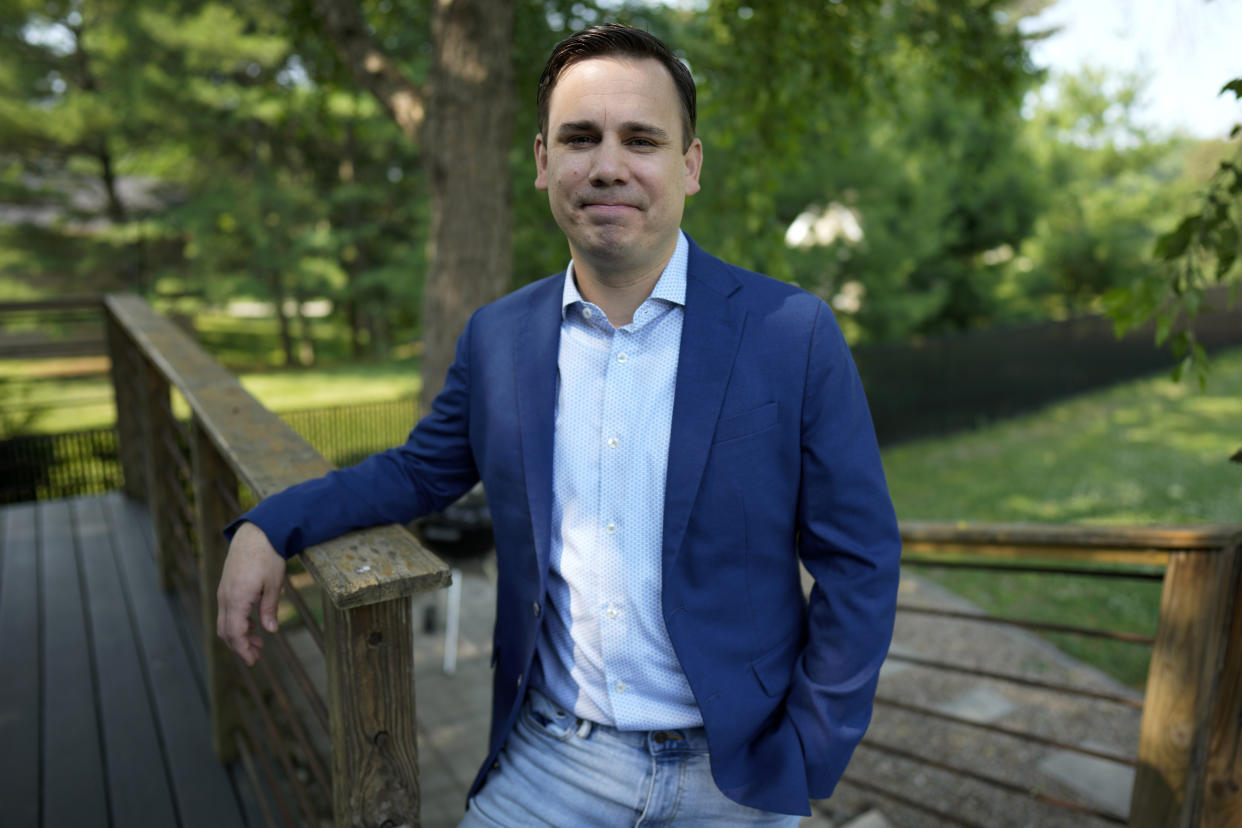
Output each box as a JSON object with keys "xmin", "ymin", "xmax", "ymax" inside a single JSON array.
[
  {"xmin": 620, "ymin": 122, "xmax": 671, "ymax": 140},
  {"xmin": 556, "ymin": 121, "xmax": 600, "ymax": 137},
  {"xmin": 554, "ymin": 121, "xmax": 672, "ymax": 141}
]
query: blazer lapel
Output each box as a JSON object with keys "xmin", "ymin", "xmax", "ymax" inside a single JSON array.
[
  {"xmin": 663, "ymin": 241, "xmax": 745, "ymax": 561},
  {"xmin": 514, "ymin": 275, "xmax": 564, "ymax": 582}
]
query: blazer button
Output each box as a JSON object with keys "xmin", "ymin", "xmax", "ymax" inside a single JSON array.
[
  {"xmin": 532, "ymin": 601, "xmax": 541, "ymax": 618},
  {"xmin": 516, "ymin": 672, "xmax": 523, "ymax": 688}
]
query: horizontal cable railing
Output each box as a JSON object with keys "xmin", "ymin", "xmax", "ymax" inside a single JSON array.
[{"xmin": 836, "ymin": 523, "xmax": 1242, "ymax": 827}]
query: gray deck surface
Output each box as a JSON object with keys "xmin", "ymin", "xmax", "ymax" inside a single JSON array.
[
  {"xmin": 0, "ymin": 493, "xmax": 254, "ymax": 828},
  {"xmin": 1, "ymin": 492, "xmax": 1140, "ymax": 827}
]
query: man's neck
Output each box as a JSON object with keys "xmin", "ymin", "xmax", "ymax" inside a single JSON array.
[{"xmin": 571, "ymin": 241, "xmax": 677, "ymax": 327}]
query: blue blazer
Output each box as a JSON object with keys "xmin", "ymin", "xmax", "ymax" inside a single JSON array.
[{"xmin": 245, "ymin": 237, "xmax": 901, "ymax": 815}]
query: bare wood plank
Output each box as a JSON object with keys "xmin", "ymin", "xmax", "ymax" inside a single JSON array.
[
  {"xmin": 39, "ymin": 499, "xmax": 108, "ymax": 828},
  {"xmin": 191, "ymin": 417, "xmax": 244, "ymax": 763},
  {"xmin": 1202, "ymin": 543, "xmax": 1242, "ymax": 828},
  {"xmin": 105, "ymin": 295, "xmax": 450, "ymax": 609},
  {"xmin": 0, "ymin": 337, "xmax": 106, "ymax": 359},
  {"xmin": 107, "ymin": 493, "xmax": 247, "ymax": 828},
  {"xmin": 900, "ymin": 520, "xmax": 1242, "ymax": 552},
  {"xmin": 0, "ymin": 503, "xmax": 40, "ymax": 828},
  {"xmin": 0, "ymin": 295, "xmax": 104, "ymax": 312},
  {"xmin": 72, "ymin": 496, "xmax": 179, "ymax": 827},
  {"xmin": 324, "ymin": 598, "xmax": 420, "ymax": 827},
  {"xmin": 105, "ymin": 294, "xmax": 243, "ymax": 398},
  {"xmin": 1130, "ymin": 547, "xmax": 1240, "ymax": 826},
  {"xmin": 900, "ymin": 542, "xmax": 1172, "ymax": 568}
]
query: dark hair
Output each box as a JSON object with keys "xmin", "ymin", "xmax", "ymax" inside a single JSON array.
[{"xmin": 537, "ymin": 24, "xmax": 697, "ymax": 151}]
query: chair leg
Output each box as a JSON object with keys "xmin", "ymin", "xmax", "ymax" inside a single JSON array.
[{"xmin": 443, "ymin": 567, "xmax": 463, "ymax": 675}]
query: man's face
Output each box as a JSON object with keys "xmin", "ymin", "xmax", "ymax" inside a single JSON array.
[{"xmin": 534, "ymin": 57, "xmax": 703, "ymax": 279}]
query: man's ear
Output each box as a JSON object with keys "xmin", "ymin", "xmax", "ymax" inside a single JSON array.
[
  {"xmin": 683, "ymin": 138, "xmax": 703, "ymax": 197},
  {"xmin": 534, "ymin": 133, "xmax": 549, "ymax": 191}
]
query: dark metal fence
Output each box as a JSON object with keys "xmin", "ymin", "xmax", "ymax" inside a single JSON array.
[
  {"xmin": 855, "ymin": 286, "xmax": 1242, "ymax": 444},
  {"xmin": 0, "ymin": 398, "xmax": 419, "ymax": 504},
  {"xmin": 0, "ymin": 427, "xmax": 122, "ymax": 503},
  {"xmin": 279, "ymin": 397, "xmax": 418, "ymax": 469}
]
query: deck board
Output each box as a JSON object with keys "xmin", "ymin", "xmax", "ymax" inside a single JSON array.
[
  {"xmin": 0, "ymin": 494, "xmax": 251, "ymax": 828},
  {"xmin": 0, "ymin": 502, "xmax": 40, "ymax": 828},
  {"xmin": 73, "ymin": 496, "xmax": 179, "ymax": 827},
  {"xmin": 39, "ymin": 498, "xmax": 109, "ymax": 828},
  {"xmin": 105, "ymin": 492, "xmax": 247, "ymax": 828}
]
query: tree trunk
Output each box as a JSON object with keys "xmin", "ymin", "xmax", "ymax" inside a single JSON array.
[
  {"xmin": 293, "ymin": 288, "xmax": 316, "ymax": 366},
  {"xmin": 268, "ymin": 269, "xmax": 297, "ymax": 366},
  {"xmin": 420, "ymin": 0, "xmax": 515, "ymax": 410},
  {"xmin": 312, "ymin": 0, "xmax": 515, "ymax": 411}
]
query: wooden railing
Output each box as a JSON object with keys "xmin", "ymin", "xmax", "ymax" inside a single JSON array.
[
  {"xmin": 0, "ymin": 295, "xmax": 108, "ymax": 359},
  {"xmin": 845, "ymin": 523, "xmax": 1242, "ymax": 827},
  {"xmin": 103, "ymin": 294, "xmax": 450, "ymax": 826},
  {"xmin": 96, "ymin": 293, "xmax": 1241, "ymax": 826}
]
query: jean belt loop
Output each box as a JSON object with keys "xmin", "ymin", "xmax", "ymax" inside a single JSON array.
[{"xmin": 575, "ymin": 717, "xmax": 593, "ymax": 739}]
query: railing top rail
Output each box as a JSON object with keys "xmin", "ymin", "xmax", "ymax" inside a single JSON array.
[
  {"xmin": 901, "ymin": 520, "xmax": 1241, "ymax": 552},
  {"xmin": 0, "ymin": 295, "xmax": 106, "ymax": 313},
  {"xmin": 104, "ymin": 293, "xmax": 450, "ymax": 609}
]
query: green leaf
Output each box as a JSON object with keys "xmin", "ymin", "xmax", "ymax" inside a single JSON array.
[
  {"xmin": 1220, "ymin": 78, "xmax": 1242, "ymax": 99},
  {"xmin": 1153, "ymin": 216, "xmax": 1198, "ymax": 261},
  {"xmin": 1154, "ymin": 309, "xmax": 1173, "ymax": 345}
]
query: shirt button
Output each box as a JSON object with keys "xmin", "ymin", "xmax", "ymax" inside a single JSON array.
[
  {"xmin": 607, "ymin": 437, "xmax": 619, "ymax": 449},
  {"xmin": 532, "ymin": 601, "xmax": 541, "ymax": 617},
  {"xmin": 606, "ymin": 607, "xmax": 618, "ymax": 619},
  {"xmin": 582, "ymin": 307, "xmax": 593, "ymax": 319},
  {"xmin": 615, "ymin": 681, "xmax": 627, "ymax": 693},
  {"xmin": 605, "ymin": 522, "xmax": 617, "ymax": 535},
  {"xmin": 616, "ymin": 352, "xmax": 627, "ymax": 363}
]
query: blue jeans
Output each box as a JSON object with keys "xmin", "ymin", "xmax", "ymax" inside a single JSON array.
[{"xmin": 459, "ymin": 688, "xmax": 802, "ymax": 827}]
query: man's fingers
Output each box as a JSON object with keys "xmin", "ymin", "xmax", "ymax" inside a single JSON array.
[
  {"xmin": 216, "ymin": 521, "xmax": 286, "ymax": 664},
  {"xmin": 259, "ymin": 582, "xmax": 281, "ymax": 634}
]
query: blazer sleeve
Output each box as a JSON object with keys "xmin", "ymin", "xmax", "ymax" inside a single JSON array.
[
  {"xmin": 785, "ymin": 302, "xmax": 901, "ymax": 797},
  {"xmin": 227, "ymin": 312, "xmax": 482, "ymax": 558}
]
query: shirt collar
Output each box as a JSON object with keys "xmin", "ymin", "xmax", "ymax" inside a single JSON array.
[{"xmin": 561, "ymin": 230, "xmax": 689, "ymax": 320}]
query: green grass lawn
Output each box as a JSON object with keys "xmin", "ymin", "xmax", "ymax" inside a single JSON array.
[
  {"xmin": 880, "ymin": 346, "xmax": 1242, "ymax": 687},
  {"xmin": 1, "ymin": 350, "xmax": 422, "ymax": 434}
]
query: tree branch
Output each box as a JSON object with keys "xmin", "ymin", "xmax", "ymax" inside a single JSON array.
[{"xmin": 312, "ymin": 0, "xmax": 426, "ymax": 140}]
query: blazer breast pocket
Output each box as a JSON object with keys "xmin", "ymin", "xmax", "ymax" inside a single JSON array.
[{"xmin": 713, "ymin": 401, "xmax": 778, "ymax": 445}]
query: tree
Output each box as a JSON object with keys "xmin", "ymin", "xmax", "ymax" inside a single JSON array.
[
  {"xmin": 1107, "ymin": 78, "xmax": 1242, "ymax": 386},
  {"xmin": 662, "ymin": 0, "xmax": 1045, "ymax": 343},
  {"xmin": 311, "ymin": 0, "xmax": 515, "ymax": 409}
]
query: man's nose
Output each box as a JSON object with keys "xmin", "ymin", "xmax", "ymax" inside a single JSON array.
[{"xmin": 588, "ymin": 138, "xmax": 627, "ymax": 186}]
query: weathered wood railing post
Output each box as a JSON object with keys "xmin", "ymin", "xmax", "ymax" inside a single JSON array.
[
  {"xmin": 298, "ymin": 527, "xmax": 444, "ymax": 827},
  {"xmin": 1200, "ymin": 541, "xmax": 1242, "ymax": 828},
  {"xmin": 191, "ymin": 416, "xmax": 243, "ymax": 764},
  {"xmin": 105, "ymin": 315, "xmax": 148, "ymax": 501},
  {"xmin": 104, "ymin": 293, "xmax": 451, "ymax": 826},
  {"xmin": 1130, "ymin": 539, "xmax": 1242, "ymax": 827},
  {"xmin": 324, "ymin": 598, "xmax": 420, "ymax": 823},
  {"xmin": 138, "ymin": 348, "xmax": 180, "ymax": 590}
]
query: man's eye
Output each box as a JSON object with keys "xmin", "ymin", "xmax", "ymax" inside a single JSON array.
[{"xmin": 566, "ymin": 135, "xmax": 597, "ymax": 145}]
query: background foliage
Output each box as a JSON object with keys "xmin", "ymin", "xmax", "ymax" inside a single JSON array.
[{"xmin": 1, "ymin": 0, "xmax": 1236, "ymax": 363}]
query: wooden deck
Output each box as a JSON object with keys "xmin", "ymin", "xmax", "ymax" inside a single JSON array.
[{"xmin": 0, "ymin": 492, "xmax": 260, "ymax": 828}]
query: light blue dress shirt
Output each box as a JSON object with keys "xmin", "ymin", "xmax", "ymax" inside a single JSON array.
[{"xmin": 531, "ymin": 231, "xmax": 703, "ymax": 730}]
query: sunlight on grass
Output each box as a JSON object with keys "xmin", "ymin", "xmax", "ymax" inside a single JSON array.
[
  {"xmin": 882, "ymin": 346, "xmax": 1242, "ymax": 525},
  {"xmin": 2, "ymin": 355, "xmax": 423, "ymax": 433}
]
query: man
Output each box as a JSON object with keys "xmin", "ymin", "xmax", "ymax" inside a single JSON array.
[{"xmin": 218, "ymin": 23, "xmax": 900, "ymax": 826}]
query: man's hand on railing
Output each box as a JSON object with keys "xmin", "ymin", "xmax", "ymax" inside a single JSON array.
[{"xmin": 217, "ymin": 521, "xmax": 287, "ymax": 666}]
